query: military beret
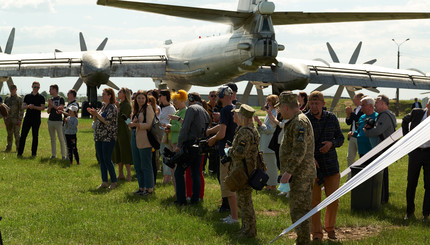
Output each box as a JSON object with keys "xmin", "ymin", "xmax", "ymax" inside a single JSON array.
[
  {"xmin": 274, "ymin": 91, "xmax": 297, "ymax": 107},
  {"xmin": 232, "ymin": 103, "xmax": 255, "ymax": 118}
]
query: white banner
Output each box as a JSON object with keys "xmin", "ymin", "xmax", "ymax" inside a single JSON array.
[{"xmin": 270, "ymin": 116, "xmax": 430, "ymax": 243}]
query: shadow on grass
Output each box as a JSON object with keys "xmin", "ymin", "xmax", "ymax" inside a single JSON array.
[
  {"xmin": 38, "ymin": 157, "xmax": 72, "ymax": 168},
  {"xmin": 258, "ymin": 189, "xmax": 290, "ymax": 204}
]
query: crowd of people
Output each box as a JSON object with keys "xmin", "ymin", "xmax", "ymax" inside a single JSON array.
[{"xmin": 1, "ymin": 81, "xmax": 430, "ymax": 244}]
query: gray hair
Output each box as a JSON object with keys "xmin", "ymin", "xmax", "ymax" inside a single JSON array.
[{"xmin": 361, "ymin": 96, "xmax": 375, "ymax": 106}]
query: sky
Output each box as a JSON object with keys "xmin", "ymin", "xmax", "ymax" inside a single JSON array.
[{"xmin": 1, "ymin": 0, "xmax": 430, "ymax": 100}]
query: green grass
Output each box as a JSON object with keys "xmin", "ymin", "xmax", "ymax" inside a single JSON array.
[{"xmin": 1, "ymin": 118, "xmax": 430, "ymax": 244}]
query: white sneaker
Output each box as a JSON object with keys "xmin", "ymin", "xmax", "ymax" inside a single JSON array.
[
  {"xmin": 285, "ymin": 192, "xmax": 290, "ymax": 198},
  {"xmin": 223, "ymin": 216, "xmax": 239, "ymax": 224},
  {"xmin": 278, "ymin": 192, "xmax": 286, "ymax": 196},
  {"xmin": 220, "ymin": 215, "xmax": 232, "ymax": 221}
]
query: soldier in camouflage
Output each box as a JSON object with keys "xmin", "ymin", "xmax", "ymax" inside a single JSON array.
[
  {"xmin": 228, "ymin": 104, "xmax": 260, "ymax": 238},
  {"xmin": 4, "ymin": 85, "xmax": 24, "ymax": 152},
  {"xmin": 277, "ymin": 91, "xmax": 316, "ymax": 245}
]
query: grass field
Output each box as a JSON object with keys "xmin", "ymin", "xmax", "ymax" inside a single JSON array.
[{"xmin": 1, "ymin": 117, "xmax": 430, "ymax": 244}]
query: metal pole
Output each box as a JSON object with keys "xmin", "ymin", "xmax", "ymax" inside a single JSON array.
[{"xmin": 392, "ymin": 38, "xmax": 409, "ymax": 116}]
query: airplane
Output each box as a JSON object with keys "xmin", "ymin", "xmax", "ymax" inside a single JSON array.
[{"xmin": 1, "ymin": 0, "xmax": 430, "ymax": 108}]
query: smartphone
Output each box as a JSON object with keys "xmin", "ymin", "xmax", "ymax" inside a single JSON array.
[{"xmin": 265, "ymin": 103, "xmax": 269, "ymax": 110}]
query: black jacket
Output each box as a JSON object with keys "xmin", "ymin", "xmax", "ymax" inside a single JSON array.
[
  {"xmin": 402, "ymin": 108, "xmax": 427, "ymax": 135},
  {"xmin": 345, "ymin": 108, "xmax": 364, "ymax": 132}
]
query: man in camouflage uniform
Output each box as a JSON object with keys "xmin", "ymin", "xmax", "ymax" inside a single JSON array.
[
  {"xmin": 228, "ymin": 104, "xmax": 260, "ymax": 238},
  {"xmin": 4, "ymin": 85, "xmax": 24, "ymax": 152},
  {"xmin": 278, "ymin": 91, "xmax": 316, "ymax": 245}
]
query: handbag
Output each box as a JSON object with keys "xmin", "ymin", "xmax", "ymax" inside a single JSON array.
[
  {"xmin": 268, "ymin": 125, "xmax": 281, "ymax": 152},
  {"xmin": 144, "ymin": 111, "xmax": 163, "ymax": 150},
  {"xmin": 243, "ymin": 152, "xmax": 269, "ymax": 191}
]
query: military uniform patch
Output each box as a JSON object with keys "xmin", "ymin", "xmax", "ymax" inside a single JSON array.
[
  {"xmin": 297, "ymin": 125, "xmax": 305, "ymax": 142},
  {"xmin": 237, "ymin": 140, "xmax": 247, "ymax": 153}
]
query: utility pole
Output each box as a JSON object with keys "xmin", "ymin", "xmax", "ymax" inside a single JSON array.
[{"xmin": 392, "ymin": 38, "xmax": 410, "ymax": 116}]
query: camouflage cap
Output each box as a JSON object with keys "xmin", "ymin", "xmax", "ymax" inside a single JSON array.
[
  {"xmin": 232, "ymin": 104, "xmax": 255, "ymax": 118},
  {"xmin": 274, "ymin": 91, "xmax": 297, "ymax": 107}
]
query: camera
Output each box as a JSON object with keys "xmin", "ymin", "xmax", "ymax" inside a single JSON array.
[
  {"xmin": 162, "ymin": 143, "xmax": 199, "ymax": 169},
  {"xmin": 197, "ymin": 139, "xmax": 218, "ymax": 155},
  {"xmin": 364, "ymin": 117, "xmax": 376, "ymax": 128}
]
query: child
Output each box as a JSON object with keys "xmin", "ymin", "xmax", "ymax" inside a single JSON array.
[{"xmin": 64, "ymin": 105, "xmax": 80, "ymax": 164}]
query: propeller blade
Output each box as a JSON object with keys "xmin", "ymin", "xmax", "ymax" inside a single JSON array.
[
  {"xmin": 106, "ymin": 80, "xmax": 120, "ymax": 90},
  {"xmin": 349, "ymin": 41, "xmax": 362, "ymax": 64},
  {"xmin": 55, "ymin": 49, "xmax": 62, "ymax": 52},
  {"xmin": 96, "ymin": 38, "xmax": 108, "ymax": 51},
  {"xmin": 347, "ymin": 89, "xmax": 355, "ymax": 100},
  {"xmin": 330, "ymin": 85, "xmax": 344, "ymax": 111},
  {"xmin": 326, "ymin": 42, "xmax": 340, "ymax": 63},
  {"xmin": 79, "ymin": 32, "xmax": 88, "ymax": 51},
  {"xmin": 6, "ymin": 77, "xmax": 14, "ymax": 89},
  {"xmin": 0, "ymin": 46, "xmax": 2, "ymax": 53},
  {"xmin": 5, "ymin": 28, "xmax": 15, "ymax": 54},
  {"xmin": 313, "ymin": 84, "xmax": 333, "ymax": 92},
  {"xmin": 72, "ymin": 78, "xmax": 84, "ymax": 92},
  {"xmin": 420, "ymin": 91, "xmax": 430, "ymax": 94},
  {"xmin": 364, "ymin": 59, "xmax": 377, "ymax": 65},
  {"xmin": 364, "ymin": 87, "xmax": 380, "ymax": 93}
]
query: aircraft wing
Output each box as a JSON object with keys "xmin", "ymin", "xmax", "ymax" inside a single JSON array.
[
  {"xmin": 271, "ymin": 12, "xmax": 430, "ymax": 25},
  {"xmin": 236, "ymin": 58, "xmax": 430, "ymax": 91},
  {"xmin": 96, "ymin": 0, "xmax": 251, "ymax": 27},
  {"xmin": 0, "ymin": 49, "xmax": 166, "ymax": 78}
]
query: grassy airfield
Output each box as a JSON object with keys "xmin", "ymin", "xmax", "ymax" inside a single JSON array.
[{"xmin": 0, "ymin": 111, "xmax": 429, "ymax": 244}]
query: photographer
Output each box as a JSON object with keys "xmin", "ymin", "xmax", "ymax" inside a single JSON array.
[
  {"xmin": 364, "ymin": 94, "xmax": 396, "ymax": 204},
  {"xmin": 354, "ymin": 97, "xmax": 378, "ymax": 157},
  {"xmin": 206, "ymin": 86, "xmax": 238, "ymax": 221},
  {"xmin": 174, "ymin": 92, "xmax": 210, "ymax": 205}
]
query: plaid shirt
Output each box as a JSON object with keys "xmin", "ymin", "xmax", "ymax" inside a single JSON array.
[{"xmin": 306, "ymin": 110, "xmax": 344, "ymax": 177}]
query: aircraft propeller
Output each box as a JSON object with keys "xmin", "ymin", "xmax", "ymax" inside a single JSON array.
[
  {"xmin": 0, "ymin": 28, "xmax": 16, "ymax": 94},
  {"xmin": 313, "ymin": 42, "xmax": 379, "ymax": 111}
]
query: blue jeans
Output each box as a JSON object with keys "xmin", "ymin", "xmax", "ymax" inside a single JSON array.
[
  {"xmin": 95, "ymin": 140, "xmax": 117, "ymax": 183},
  {"xmin": 175, "ymin": 151, "xmax": 201, "ymax": 203},
  {"xmin": 131, "ymin": 130, "xmax": 154, "ymax": 189}
]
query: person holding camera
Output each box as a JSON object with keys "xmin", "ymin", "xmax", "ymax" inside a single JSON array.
[
  {"xmin": 305, "ymin": 91, "xmax": 344, "ymax": 241},
  {"xmin": 254, "ymin": 94, "xmax": 279, "ymax": 191},
  {"xmin": 364, "ymin": 94, "xmax": 396, "ymax": 204},
  {"xmin": 174, "ymin": 92, "xmax": 210, "ymax": 205},
  {"xmin": 354, "ymin": 96, "xmax": 378, "ymax": 157},
  {"xmin": 113, "ymin": 87, "xmax": 133, "ymax": 181},
  {"xmin": 206, "ymin": 86, "xmax": 238, "ymax": 221},
  {"xmin": 227, "ymin": 104, "xmax": 260, "ymax": 237},
  {"xmin": 345, "ymin": 93, "xmax": 364, "ymax": 180}
]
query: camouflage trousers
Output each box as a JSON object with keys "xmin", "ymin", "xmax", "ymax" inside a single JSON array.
[
  {"xmin": 290, "ymin": 177, "xmax": 314, "ymax": 245},
  {"xmin": 237, "ymin": 186, "xmax": 256, "ymax": 237},
  {"xmin": 5, "ymin": 118, "xmax": 20, "ymax": 151}
]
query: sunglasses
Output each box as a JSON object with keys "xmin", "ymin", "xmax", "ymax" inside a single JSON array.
[
  {"xmin": 33, "ymin": 86, "xmax": 40, "ymax": 89},
  {"xmin": 210, "ymin": 95, "xmax": 217, "ymax": 98}
]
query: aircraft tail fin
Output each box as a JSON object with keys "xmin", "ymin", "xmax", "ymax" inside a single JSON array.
[{"xmin": 97, "ymin": 0, "xmax": 251, "ymax": 27}]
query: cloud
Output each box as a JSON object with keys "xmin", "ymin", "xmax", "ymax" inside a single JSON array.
[{"xmin": 0, "ymin": 0, "xmax": 56, "ymax": 13}]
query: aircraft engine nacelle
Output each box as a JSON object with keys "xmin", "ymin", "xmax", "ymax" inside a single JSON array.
[
  {"xmin": 80, "ymin": 51, "xmax": 111, "ymax": 87},
  {"xmin": 270, "ymin": 61, "xmax": 310, "ymax": 94}
]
